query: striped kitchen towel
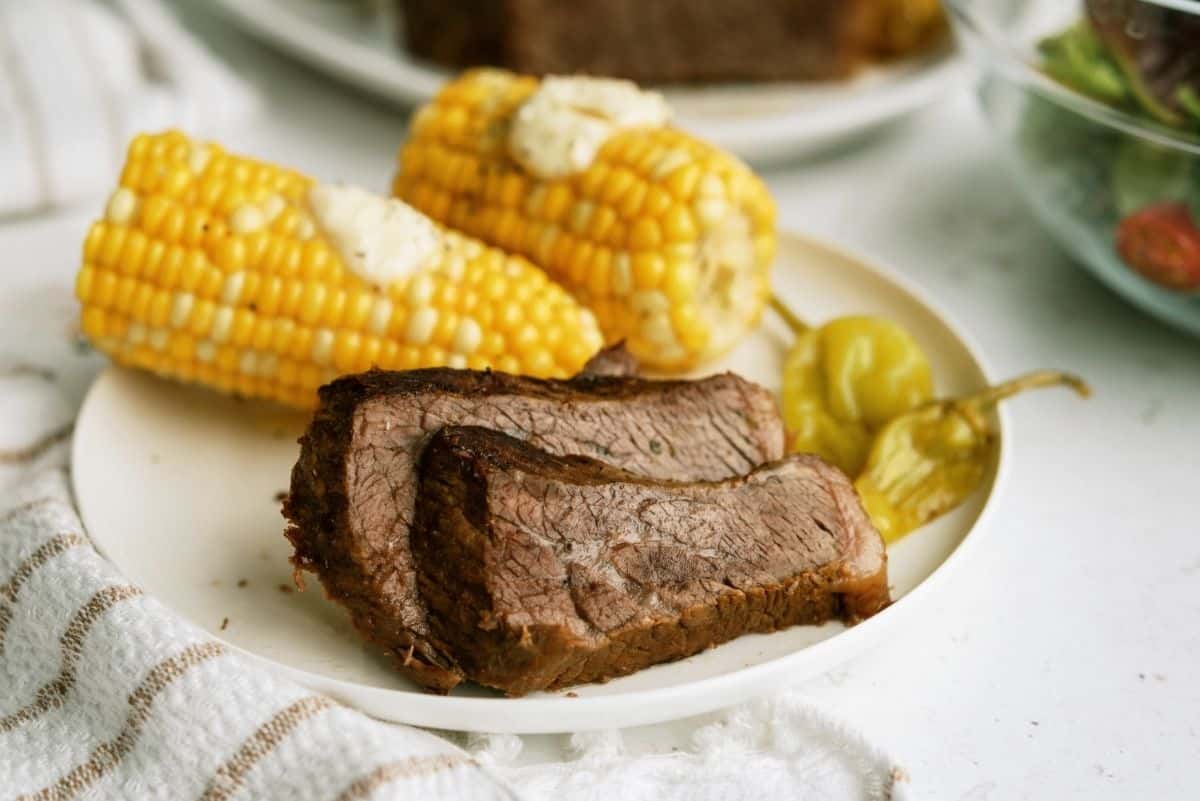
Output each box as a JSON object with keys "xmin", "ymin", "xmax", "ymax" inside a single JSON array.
[
  {"xmin": 0, "ymin": 468, "xmax": 516, "ymax": 801},
  {"xmin": 0, "ymin": 0, "xmax": 258, "ymax": 217}
]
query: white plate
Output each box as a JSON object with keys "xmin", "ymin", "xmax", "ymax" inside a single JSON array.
[
  {"xmin": 72, "ymin": 232, "xmax": 1005, "ymax": 733},
  {"xmin": 205, "ymin": 0, "xmax": 964, "ymax": 162}
]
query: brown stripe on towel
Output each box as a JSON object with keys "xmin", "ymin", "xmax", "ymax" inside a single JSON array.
[
  {"xmin": 333, "ymin": 754, "xmax": 472, "ymax": 801},
  {"xmin": 0, "ymin": 363, "xmax": 57, "ymax": 383},
  {"xmin": 0, "ymin": 585, "xmax": 142, "ymax": 732},
  {"xmin": 0, "ymin": 533, "xmax": 86, "ymax": 602},
  {"xmin": 0, "ymin": 424, "xmax": 74, "ymax": 465},
  {"xmin": 13, "ymin": 642, "xmax": 226, "ymax": 801},
  {"xmin": 0, "ymin": 496, "xmax": 58, "ymax": 528},
  {"xmin": 198, "ymin": 696, "xmax": 337, "ymax": 801},
  {"xmin": 0, "ymin": 532, "xmax": 88, "ymax": 653}
]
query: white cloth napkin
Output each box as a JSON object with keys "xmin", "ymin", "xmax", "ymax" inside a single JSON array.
[{"xmin": 0, "ymin": 0, "xmax": 258, "ymax": 217}]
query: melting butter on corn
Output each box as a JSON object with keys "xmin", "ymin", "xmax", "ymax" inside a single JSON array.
[
  {"xmin": 308, "ymin": 184, "xmax": 441, "ymax": 288},
  {"xmin": 508, "ymin": 76, "xmax": 671, "ymax": 180}
]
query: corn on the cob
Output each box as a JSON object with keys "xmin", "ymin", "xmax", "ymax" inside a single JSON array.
[
  {"xmin": 76, "ymin": 130, "xmax": 604, "ymax": 409},
  {"xmin": 392, "ymin": 69, "xmax": 776, "ymax": 372}
]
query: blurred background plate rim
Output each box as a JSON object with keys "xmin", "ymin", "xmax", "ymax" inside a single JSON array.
[
  {"xmin": 71, "ymin": 230, "xmax": 1008, "ymax": 734},
  {"xmin": 203, "ymin": 0, "xmax": 967, "ymax": 161}
]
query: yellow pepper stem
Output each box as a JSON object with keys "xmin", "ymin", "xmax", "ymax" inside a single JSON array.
[
  {"xmin": 856, "ymin": 369, "xmax": 1090, "ymax": 543},
  {"xmin": 952, "ymin": 369, "xmax": 1091, "ymax": 419},
  {"xmin": 769, "ymin": 294, "xmax": 810, "ymax": 336}
]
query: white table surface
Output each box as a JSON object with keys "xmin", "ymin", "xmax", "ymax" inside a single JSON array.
[{"xmin": 3, "ymin": 5, "xmax": 1198, "ymax": 799}]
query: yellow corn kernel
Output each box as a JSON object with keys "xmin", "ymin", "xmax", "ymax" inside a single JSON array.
[
  {"xmin": 277, "ymin": 278, "xmax": 304, "ymax": 318},
  {"xmin": 629, "ymin": 218, "xmax": 662, "ymax": 251},
  {"xmin": 662, "ymin": 206, "xmax": 698, "ymax": 242},
  {"xmin": 642, "ymin": 186, "xmax": 674, "ymax": 218},
  {"xmin": 180, "ymin": 252, "xmax": 207, "ymax": 293},
  {"xmin": 81, "ymin": 307, "xmax": 107, "ymax": 339},
  {"xmin": 542, "ymin": 184, "xmax": 574, "ymax": 223},
  {"xmin": 188, "ymin": 299, "xmax": 216, "ymax": 338},
  {"xmin": 168, "ymin": 332, "xmax": 194, "ymax": 363},
  {"xmin": 332, "ymin": 330, "xmax": 361, "ymax": 372},
  {"xmin": 98, "ymin": 226, "xmax": 127, "ymax": 268},
  {"xmin": 339, "ymin": 290, "xmax": 370, "ymax": 331},
  {"xmin": 600, "ymin": 168, "xmax": 637, "ymax": 206},
  {"xmin": 617, "ymin": 181, "xmax": 648, "ymax": 220},
  {"xmin": 229, "ymin": 308, "xmax": 256, "ymax": 347},
  {"xmin": 297, "ymin": 283, "xmax": 327, "ymax": 325},
  {"xmin": 664, "ymin": 163, "xmax": 702, "ymax": 200},
  {"xmin": 161, "ymin": 205, "xmax": 187, "ymax": 244},
  {"xmin": 147, "ymin": 288, "xmax": 175, "ymax": 326},
  {"xmin": 250, "ymin": 319, "xmax": 275, "ymax": 351},
  {"xmin": 357, "ymin": 335, "xmax": 381, "ymax": 372},
  {"xmin": 75, "ymin": 266, "xmax": 96, "ymax": 304},
  {"xmin": 588, "ymin": 206, "xmax": 619, "ymax": 242},
  {"xmin": 422, "ymin": 345, "xmax": 448, "ymax": 366},
  {"xmin": 664, "ymin": 261, "xmax": 698, "ymax": 303},
  {"xmin": 557, "ymin": 337, "xmax": 594, "ymax": 370},
  {"xmin": 632, "ymin": 253, "xmax": 666, "ymax": 290},
  {"xmin": 130, "ymin": 284, "xmax": 153, "ymax": 320},
  {"xmin": 567, "ymin": 241, "xmax": 594, "ymax": 289},
  {"xmin": 496, "ymin": 301, "xmax": 523, "ymax": 332},
  {"xmin": 523, "ymin": 349, "xmax": 555, "ymax": 376},
  {"xmin": 197, "ymin": 266, "xmax": 223, "ymax": 299}
]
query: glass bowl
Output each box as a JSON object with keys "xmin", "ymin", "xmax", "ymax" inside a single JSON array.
[{"xmin": 946, "ymin": 0, "xmax": 1200, "ymax": 337}]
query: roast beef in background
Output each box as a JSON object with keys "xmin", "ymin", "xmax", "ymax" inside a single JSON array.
[
  {"xmin": 283, "ymin": 367, "xmax": 784, "ymax": 691},
  {"xmin": 414, "ymin": 426, "xmax": 890, "ymax": 695},
  {"xmin": 398, "ymin": 0, "xmax": 875, "ymax": 83}
]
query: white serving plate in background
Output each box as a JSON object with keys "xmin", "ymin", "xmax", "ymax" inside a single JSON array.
[
  {"xmin": 205, "ymin": 0, "xmax": 965, "ymax": 163},
  {"xmin": 72, "ymin": 231, "xmax": 1005, "ymax": 733}
]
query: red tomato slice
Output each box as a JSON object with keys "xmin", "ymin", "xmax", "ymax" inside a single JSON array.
[{"xmin": 1116, "ymin": 203, "xmax": 1200, "ymax": 291}]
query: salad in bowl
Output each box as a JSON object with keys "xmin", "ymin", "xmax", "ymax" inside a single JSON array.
[{"xmin": 949, "ymin": 0, "xmax": 1200, "ymax": 334}]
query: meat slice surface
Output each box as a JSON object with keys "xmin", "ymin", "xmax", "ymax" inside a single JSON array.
[
  {"xmin": 413, "ymin": 426, "xmax": 889, "ymax": 695},
  {"xmin": 577, "ymin": 342, "xmax": 638, "ymax": 377},
  {"xmin": 283, "ymin": 367, "xmax": 784, "ymax": 690}
]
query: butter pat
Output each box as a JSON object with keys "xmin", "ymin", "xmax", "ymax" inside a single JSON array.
[
  {"xmin": 308, "ymin": 183, "xmax": 441, "ymax": 288},
  {"xmin": 509, "ymin": 76, "xmax": 671, "ymax": 180}
]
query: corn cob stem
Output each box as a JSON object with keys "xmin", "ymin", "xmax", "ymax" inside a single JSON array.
[{"xmin": 768, "ymin": 294, "xmax": 810, "ymax": 336}]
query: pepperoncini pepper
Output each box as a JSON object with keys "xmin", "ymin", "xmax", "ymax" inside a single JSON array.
[
  {"xmin": 855, "ymin": 370, "xmax": 1090, "ymax": 542},
  {"xmin": 773, "ymin": 297, "xmax": 934, "ymax": 476}
]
